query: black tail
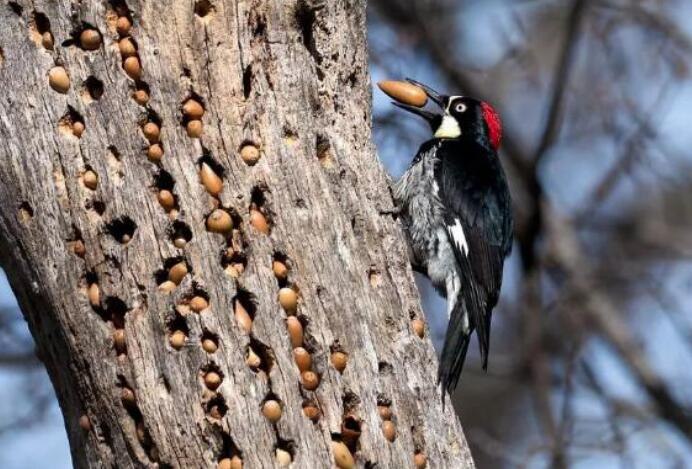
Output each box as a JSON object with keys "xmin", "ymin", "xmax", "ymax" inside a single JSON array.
[{"xmin": 438, "ymin": 298, "xmax": 472, "ymax": 402}]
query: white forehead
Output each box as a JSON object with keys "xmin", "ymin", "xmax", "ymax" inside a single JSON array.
[{"xmin": 445, "ymin": 95, "xmax": 464, "ymax": 113}]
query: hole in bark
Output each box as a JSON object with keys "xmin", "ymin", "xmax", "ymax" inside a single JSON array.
[
  {"xmin": 368, "ymin": 267, "xmax": 382, "ymax": 288},
  {"xmin": 247, "ymin": 337, "xmax": 274, "ymax": 374},
  {"xmin": 88, "ymin": 200, "xmax": 106, "ymax": 216},
  {"xmin": 166, "ymin": 311, "xmax": 189, "ymax": 350},
  {"xmin": 341, "ymin": 414, "xmax": 362, "ymax": 451},
  {"xmin": 201, "ymin": 330, "xmax": 218, "ymax": 353},
  {"xmin": 275, "ymin": 440, "xmax": 295, "ymax": 466},
  {"xmin": 272, "ymin": 252, "xmax": 289, "ymax": 287},
  {"xmin": 108, "ymin": 0, "xmax": 131, "ymax": 17},
  {"xmin": 197, "ymin": 154, "xmax": 224, "ymax": 179},
  {"xmin": 242, "ymin": 65, "xmax": 252, "ymax": 99},
  {"xmin": 194, "ymin": 0, "xmax": 215, "ymax": 18},
  {"xmin": 155, "ymin": 257, "xmax": 189, "ymax": 290},
  {"xmin": 153, "ymin": 169, "xmax": 175, "ymax": 190},
  {"xmin": 378, "ymin": 361, "xmax": 394, "ymax": 375},
  {"xmin": 295, "ymin": 1, "xmax": 321, "ymax": 65},
  {"xmin": 218, "ymin": 433, "xmax": 243, "ymax": 467},
  {"xmin": 82, "ymin": 76, "xmax": 104, "ymax": 102},
  {"xmin": 342, "ymin": 391, "xmax": 361, "ymax": 413},
  {"xmin": 170, "ymin": 221, "xmax": 192, "ymax": 249},
  {"xmin": 8, "ymin": 2, "xmax": 22, "ymax": 16},
  {"xmin": 18, "ymin": 202, "xmax": 33, "ymax": 223},
  {"xmin": 106, "ymin": 216, "xmax": 136, "ymax": 244},
  {"xmin": 30, "ymin": 12, "xmax": 52, "ymax": 49},
  {"xmin": 104, "ymin": 297, "xmax": 128, "ymax": 328},
  {"xmin": 316, "ymin": 134, "xmax": 333, "ymax": 167},
  {"xmin": 222, "ymin": 249, "xmax": 246, "ymax": 279},
  {"xmin": 233, "ymin": 289, "xmax": 256, "ymax": 332},
  {"xmin": 249, "ymin": 186, "xmax": 271, "ymax": 235},
  {"xmin": 302, "ymin": 399, "xmax": 321, "ymax": 422},
  {"xmin": 205, "ymin": 394, "xmax": 227, "ymax": 419},
  {"xmin": 58, "ymin": 107, "xmax": 85, "ymax": 139},
  {"xmin": 107, "ymin": 145, "xmax": 121, "ymax": 161}
]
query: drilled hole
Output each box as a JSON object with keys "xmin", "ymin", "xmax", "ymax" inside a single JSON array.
[
  {"xmin": 18, "ymin": 202, "xmax": 33, "ymax": 223},
  {"xmin": 170, "ymin": 221, "xmax": 192, "ymax": 248},
  {"xmin": 104, "ymin": 297, "xmax": 129, "ymax": 328},
  {"xmin": 166, "ymin": 311, "xmax": 189, "ymax": 350},
  {"xmin": 194, "ymin": 0, "xmax": 215, "ymax": 18},
  {"xmin": 106, "ymin": 217, "xmax": 136, "ymax": 244},
  {"xmin": 82, "ymin": 76, "xmax": 104, "ymax": 102},
  {"xmin": 247, "ymin": 337, "xmax": 274, "ymax": 374},
  {"xmin": 8, "ymin": 2, "xmax": 22, "ymax": 16},
  {"xmin": 205, "ymin": 394, "xmax": 227, "ymax": 419}
]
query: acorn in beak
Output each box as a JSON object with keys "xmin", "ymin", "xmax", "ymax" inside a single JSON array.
[{"xmin": 377, "ymin": 78, "xmax": 446, "ymax": 130}]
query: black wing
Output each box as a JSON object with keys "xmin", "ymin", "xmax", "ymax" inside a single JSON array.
[{"xmin": 436, "ymin": 141, "xmax": 512, "ymax": 385}]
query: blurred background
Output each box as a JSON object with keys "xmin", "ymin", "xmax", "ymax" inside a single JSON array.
[{"xmin": 2, "ymin": 0, "xmax": 692, "ymax": 467}]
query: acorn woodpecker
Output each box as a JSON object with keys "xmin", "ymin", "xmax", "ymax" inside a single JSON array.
[{"xmin": 390, "ymin": 79, "xmax": 513, "ymax": 394}]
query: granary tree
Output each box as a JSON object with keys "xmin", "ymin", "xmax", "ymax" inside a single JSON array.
[{"xmin": 0, "ymin": 0, "xmax": 472, "ymax": 467}]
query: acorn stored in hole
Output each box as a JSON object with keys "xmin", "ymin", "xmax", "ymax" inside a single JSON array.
[
  {"xmin": 206, "ymin": 209, "xmax": 233, "ymax": 233},
  {"xmin": 157, "ymin": 190, "xmax": 175, "ymax": 211},
  {"xmin": 72, "ymin": 121, "xmax": 85, "ymax": 138},
  {"xmin": 303, "ymin": 403, "xmax": 320, "ymax": 421},
  {"xmin": 121, "ymin": 387, "xmax": 136, "ymax": 408},
  {"xmin": 331, "ymin": 351, "xmax": 348, "ymax": 373},
  {"xmin": 378, "ymin": 405, "xmax": 393, "ymax": 421},
  {"xmin": 411, "ymin": 319, "xmax": 425, "ymax": 338},
  {"xmin": 332, "ymin": 441, "xmax": 355, "ymax": 469},
  {"xmin": 249, "ymin": 208, "xmax": 269, "ymax": 234},
  {"xmin": 83, "ymin": 170, "xmax": 98, "ymax": 190},
  {"xmin": 382, "ymin": 420, "xmax": 397, "ymax": 442},
  {"xmin": 133, "ymin": 89, "xmax": 149, "ymax": 105},
  {"xmin": 123, "ymin": 56, "xmax": 141, "ymax": 80},
  {"xmin": 272, "ymin": 260, "xmax": 288, "ymax": 281},
  {"xmin": 113, "ymin": 329, "xmax": 126, "ymax": 354},
  {"xmin": 202, "ymin": 337, "xmax": 218, "ymax": 354},
  {"xmin": 286, "ymin": 317, "xmax": 303, "ymax": 347},
  {"xmin": 301, "ymin": 370, "xmax": 319, "ymax": 391},
  {"xmin": 142, "ymin": 122, "xmax": 160, "ymax": 143},
  {"xmin": 79, "ymin": 29, "xmax": 101, "ymax": 50},
  {"xmin": 278, "ymin": 287, "xmax": 298, "ymax": 312},
  {"xmin": 158, "ymin": 280, "xmax": 177, "ymax": 292},
  {"xmin": 118, "ymin": 37, "xmax": 137, "ymax": 57},
  {"xmin": 246, "ymin": 347, "xmax": 261, "ymax": 369},
  {"xmin": 182, "ymin": 99, "xmax": 204, "ymax": 119},
  {"xmin": 73, "ymin": 240, "xmax": 86, "ymax": 257},
  {"xmin": 234, "ymin": 300, "xmax": 252, "ymax": 333},
  {"xmin": 292, "ymin": 347, "xmax": 311, "ymax": 372},
  {"xmin": 147, "ymin": 144, "xmax": 163, "ymax": 162},
  {"xmin": 88, "ymin": 283, "xmax": 100, "ymax": 307},
  {"xmin": 199, "ymin": 162, "xmax": 223, "ymax": 196},
  {"xmin": 276, "ymin": 448, "xmax": 291, "ymax": 467},
  {"xmin": 240, "ymin": 144, "xmax": 260, "ymax": 165},
  {"xmin": 186, "ymin": 119, "xmax": 203, "ymax": 138},
  {"xmin": 41, "ymin": 32, "xmax": 54, "ymax": 50},
  {"xmin": 48, "ymin": 66, "xmax": 70, "ymax": 93},
  {"xmin": 168, "ymin": 262, "xmax": 188, "ymax": 284},
  {"xmin": 414, "ymin": 452, "xmax": 428, "ymax": 469},
  {"xmin": 217, "ymin": 458, "xmax": 231, "ymax": 469},
  {"xmin": 116, "ymin": 16, "xmax": 132, "ymax": 36},
  {"xmin": 190, "ymin": 296, "xmax": 208, "ymax": 312},
  {"xmin": 173, "ymin": 237, "xmax": 187, "ymax": 249},
  {"xmin": 169, "ymin": 330, "xmax": 186, "ymax": 350},
  {"xmin": 377, "ymin": 80, "xmax": 428, "ymax": 108},
  {"xmin": 79, "ymin": 415, "xmax": 91, "ymax": 431},
  {"xmin": 262, "ymin": 399, "xmax": 282, "ymax": 423},
  {"xmin": 204, "ymin": 371, "xmax": 222, "ymax": 390},
  {"xmin": 230, "ymin": 456, "xmax": 243, "ymax": 469}
]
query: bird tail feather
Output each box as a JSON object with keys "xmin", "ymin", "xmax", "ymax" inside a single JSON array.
[{"xmin": 438, "ymin": 297, "xmax": 471, "ymax": 405}]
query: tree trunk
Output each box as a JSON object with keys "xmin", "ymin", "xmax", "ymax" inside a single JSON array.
[{"xmin": 0, "ymin": 0, "xmax": 473, "ymax": 467}]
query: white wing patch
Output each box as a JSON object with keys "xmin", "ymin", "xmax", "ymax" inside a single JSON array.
[{"xmin": 448, "ymin": 218, "xmax": 469, "ymax": 256}]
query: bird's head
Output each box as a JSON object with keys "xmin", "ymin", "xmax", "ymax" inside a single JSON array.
[{"xmin": 392, "ymin": 79, "xmax": 502, "ymax": 151}]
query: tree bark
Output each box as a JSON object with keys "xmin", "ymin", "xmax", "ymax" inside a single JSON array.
[{"xmin": 0, "ymin": 0, "xmax": 473, "ymax": 467}]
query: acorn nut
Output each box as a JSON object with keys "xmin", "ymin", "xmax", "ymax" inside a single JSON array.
[
  {"xmin": 234, "ymin": 300, "xmax": 253, "ymax": 333},
  {"xmin": 412, "ymin": 319, "xmax": 425, "ymax": 338},
  {"xmin": 116, "ymin": 16, "xmax": 132, "ymax": 36},
  {"xmin": 204, "ymin": 371, "xmax": 222, "ymax": 390},
  {"xmin": 49, "ymin": 66, "xmax": 70, "ymax": 93},
  {"xmin": 133, "ymin": 89, "xmax": 149, "ymax": 105},
  {"xmin": 245, "ymin": 347, "xmax": 261, "ymax": 369},
  {"xmin": 240, "ymin": 145, "xmax": 260, "ymax": 165},
  {"xmin": 118, "ymin": 37, "xmax": 137, "ymax": 57},
  {"xmin": 142, "ymin": 122, "xmax": 160, "ymax": 143},
  {"xmin": 80, "ymin": 29, "xmax": 101, "ymax": 50},
  {"xmin": 200, "ymin": 162, "xmax": 223, "ymax": 196},
  {"xmin": 414, "ymin": 452, "xmax": 427, "ymax": 468},
  {"xmin": 186, "ymin": 120, "xmax": 203, "ymax": 138},
  {"xmin": 276, "ymin": 448, "xmax": 291, "ymax": 467},
  {"xmin": 378, "ymin": 405, "xmax": 393, "ymax": 421},
  {"xmin": 158, "ymin": 280, "xmax": 177, "ymax": 292},
  {"xmin": 79, "ymin": 415, "xmax": 91, "ymax": 431},
  {"xmin": 182, "ymin": 99, "xmax": 204, "ymax": 119},
  {"xmin": 292, "ymin": 347, "xmax": 311, "ymax": 372},
  {"xmin": 190, "ymin": 296, "xmax": 208, "ymax": 312},
  {"xmin": 377, "ymin": 80, "xmax": 428, "ymax": 108},
  {"xmin": 88, "ymin": 283, "xmax": 100, "ymax": 307},
  {"xmin": 83, "ymin": 170, "xmax": 98, "ymax": 190},
  {"xmin": 262, "ymin": 399, "xmax": 282, "ymax": 423},
  {"xmin": 206, "ymin": 209, "xmax": 233, "ymax": 233},
  {"xmin": 123, "ymin": 56, "xmax": 141, "ymax": 80},
  {"xmin": 249, "ymin": 208, "xmax": 269, "ymax": 234},
  {"xmin": 301, "ymin": 371, "xmax": 319, "ymax": 391},
  {"xmin": 272, "ymin": 260, "xmax": 288, "ymax": 281},
  {"xmin": 278, "ymin": 287, "xmax": 298, "ymax": 312},
  {"xmin": 202, "ymin": 338, "xmax": 218, "ymax": 353},
  {"xmin": 41, "ymin": 32, "xmax": 54, "ymax": 50},
  {"xmin": 303, "ymin": 403, "xmax": 320, "ymax": 421},
  {"xmin": 382, "ymin": 420, "xmax": 396, "ymax": 442},
  {"xmin": 286, "ymin": 316, "xmax": 303, "ymax": 347},
  {"xmin": 157, "ymin": 190, "xmax": 175, "ymax": 211},
  {"xmin": 147, "ymin": 144, "xmax": 164, "ymax": 162},
  {"xmin": 169, "ymin": 330, "xmax": 186, "ymax": 349},
  {"xmin": 331, "ymin": 351, "xmax": 348, "ymax": 373},
  {"xmin": 168, "ymin": 262, "xmax": 188, "ymax": 284},
  {"xmin": 332, "ymin": 441, "xmax": 355, "ymax": 469}
]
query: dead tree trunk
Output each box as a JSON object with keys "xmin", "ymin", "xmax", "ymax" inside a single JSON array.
[{"xmin": 0, "ymin": 1, "xmax": 473, "ymax": 467}]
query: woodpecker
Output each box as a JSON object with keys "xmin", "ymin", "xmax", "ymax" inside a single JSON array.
[{"xmin": 389, "ymin": 79, "xmax": 513, "ymax": 394}]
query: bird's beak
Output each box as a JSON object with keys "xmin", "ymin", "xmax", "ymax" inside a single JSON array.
[
  {"xmin": 391, "ymin": 79, "xmax": 446, "ymax": 129},
  {"xmin": 392, "ymin": 102, "xmax": 438, "ymax": 125},
  {"xmin": 405, "ymin": 78, "xmax": 445, "ymax": 108}
]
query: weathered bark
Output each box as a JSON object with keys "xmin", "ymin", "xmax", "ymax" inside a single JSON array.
[{"xmin": 0, "ymin": 0, "xmax": 473, "ymax": 467}]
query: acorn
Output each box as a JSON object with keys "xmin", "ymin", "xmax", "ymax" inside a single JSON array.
[
  {"xmin": 240, "ymin": 144, "xmax": 260, "ymax": 165},
  {"xmin": 332, "ymin": 441, "xmax": 355, "ymax": 469},
  {"xmin": 41, "ymin": 31, "xmax": 54, "ymax": 50},
  {"xmin": 116, "ymin": 16, "xmax": 132, "ymax": 36},
  {"xmin": 278, "ymin": 287, "xmax": 298, "ymax": 312},
  {"xmin": 147, "ymin": 144, "xmax": 163, "ymax": 162},
  {"xmin": 121, "ymin": 387, "xmax": 136, "ymax": 408},
  {"xmin": 272, "ymin": 260, "xmax": 288, "ymax": 281},
  {"xmin": 79, "ymin": 415, "xmax": 91, "ymax": 431},
  {"xmin": 378, "ymin": 405, "xmax": 393, "ymax": 421},
  {"xmin": 72, "ymin": 121, "xmax": 85, "ymax": 138},
  {"xmin": 245, "ymin": 347, "xmax": 261, "ymax": 369},
  {"xmin": 202, "ymin": 337, "xmax": 218, "ymax": 354},
  {"xmin": 286, "ymin": 317, "xmax": 303, "ymax": 347},
  {"xmin": 414, "ymin": 452, "xmax": 427, "ymax": 469},
  {"xmin": 206, "ymin": 209, "xmax": 233, "ymax": 233},
  {"xmin": 142, "ymin": 122, "xmax": 160, "ymax": 143},
  {"xmin": 292, "ymin": 347, "xmax": 311, "ymax": 372},
  {"xmin": 230, "ymin": 456, "xmax": 243, "ymax": 469},
  {"xmin": 234, "ymin": 300, "xmax": 252, "ymax": 333},
  {"xmin": 225, "ymin": 263, "xmax": 244, "ymax": 278},
  {"xmin": 382, "ymin": 420, "xmax": 396, "ymax": 442},
  {"xmin": 48, "ymin": 66, "xmax": 70, "ymax": 93},
  {"xmin": 169, "ymin": 330, "xmax": 186, "ymax": 349},
  {"xmin": 182, "ymin": 99, "xmax": 204, "ymax": 119},
  {"xmin": 276, "ymin": 448, "xmax": 291, "ymax": 467},
  {"xmin": 331, "ymin": 351, "xmax": 348, "ymax": 373},
  {"xmin": 158, "ymin": 280, "xmax": 177, "ymax": 292},
  {"xmin": 118, "ymin": 37, "xmax": 137, "ymax": 57},
  {"xmin": 73, "ymin": 240, "xmax": 86, "ymax": 257},
  {"xmin": 113, "ymin": 329, "xmax": 126, "ymax": 354},
  {"xmin": 217, "ymin": 458, "xmax": 231, "ymax": 469},
  {"xmin": 411, "ymin": 319, "xmax": 425, "ymax": 338},
  {"xmin": 204, "ymin": 371, "xmax": 222, "ymax": 390},
  {"xmin": 83, "ymin": 170, "xmax": 98, "ymax": 190},
  {"xmin": 133, "ymin": 89, "xmax": 149, "ymax": 105},
  {"xmin": 189, "ymin": 296, "xmax": 208, "ymax": 312},
  {"xmin": 302, "ymin": 403, "xmax": 320, "ymax": 421},
  {"xmin": 123, "ymin": 56, "xmax": 141, "ymax": 80},
  {"xmin": 262, "ymin": 399, "xmax": 282, "ymax": 423},
  {"xmin": 199, "ymin": 162, "xmax": 223, "ymax": 196},
  {"xmin": 168, "ymin": 262, "xmax": 188, "ymax": 284},
  {"xmin": 249, "ymin": 208, "xmax": 269, "ymax": 234},
  {"xmin": 79, "ymin": 29, "xmax": 101, "ymax": 50},
  {"xmin": 157, "ymin": 190, "xmax": 175, "ymax": 211},
  {"xmin": 88, "ymin": 283, "xmax": 100, "ymax": 307},
  {"xmin": 301, "ymin": 370, "xmax": 319, "ymax": 391},
  {"xmin": 173, "ymin": 237, "xmax": 187, "ymax": 249},
  {"xmin": 186, "ymin": 119, "xmax": 203, "ymax": 138},
  {"xmin": 377, "ymin": 80, "xmax": 427, "ymax": 108}
]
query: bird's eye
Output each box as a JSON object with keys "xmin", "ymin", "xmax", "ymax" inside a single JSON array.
[{"xmin": 455, "ymin": 103, "xmax": 467, "ymax": 113}]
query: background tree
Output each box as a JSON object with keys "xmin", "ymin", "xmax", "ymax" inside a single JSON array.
[{"xmin": 0, "ymin": 0, "xmax": 472, "ymax": 467}]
